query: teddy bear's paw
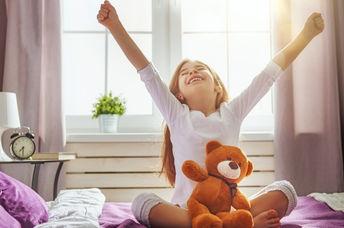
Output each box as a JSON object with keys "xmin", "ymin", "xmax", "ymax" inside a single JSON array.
[
  {"xmin": 192, "ymin": 213, "xmax": 222, "ymax": 228},
  {"xmin": 221, "ymin": 209, "xmax": 253, "ymax": 228}
]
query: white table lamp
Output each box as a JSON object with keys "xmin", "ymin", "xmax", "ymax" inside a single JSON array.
[{"xmin": 0, "ymin": 92, "xmax": 21, "ymax": 161}]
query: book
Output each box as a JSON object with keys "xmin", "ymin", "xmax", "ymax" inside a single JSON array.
[{"xmin": 32, "ymin": 152, "xmax": 76, "ymax": 160}]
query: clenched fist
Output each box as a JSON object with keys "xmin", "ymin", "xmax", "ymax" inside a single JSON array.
[
  {"xmin": 302, "ymin": 12, "xmax": 325, "ymax": 41},
  {"xmin": 97, "ymin": 0, "xmax": 119, "ymax": 29}
]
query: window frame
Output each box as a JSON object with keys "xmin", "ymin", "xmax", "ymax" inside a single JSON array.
[{"xmin": 63, "ymin": 0, "xmax": 274, "ymax": 134}]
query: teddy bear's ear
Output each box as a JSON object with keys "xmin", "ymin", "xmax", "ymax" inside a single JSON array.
[
  {"xmin": 206, "ymin": 141, "xmax": 222, "ymax": 154},
  {"xmin": 246, "ymin": 160, "xmax": 253, "ymax": 176}
]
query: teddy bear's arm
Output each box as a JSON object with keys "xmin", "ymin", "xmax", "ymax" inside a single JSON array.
[
  {"xmin": 182, "ymin": 160, "xmax": 208, "ymax": 182},
  {"xmin": 232, "ymin": 189, "xmax": 251, "ymax": 210}
]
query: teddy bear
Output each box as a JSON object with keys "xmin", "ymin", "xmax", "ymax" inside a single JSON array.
[{"xmin": 182, "ymin": 140, "xmax": 254, "ymax": 228}]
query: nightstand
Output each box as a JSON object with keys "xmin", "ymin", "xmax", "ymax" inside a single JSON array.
[{"xmin": 0, "ymin": 154, "xmax": 76, "ymax": 199}]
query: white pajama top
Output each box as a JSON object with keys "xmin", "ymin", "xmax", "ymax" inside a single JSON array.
[{"xmin": 138, "ymin": 61, "xmax": 283, "ymax": 207}]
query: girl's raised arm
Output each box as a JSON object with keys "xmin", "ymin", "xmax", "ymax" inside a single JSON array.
[
  {"xmin": 97, "ymin": 0, "xmax": 149, "ymax": 71},
  {"xmin": 272, "ymin": 12, "xmax": 324, "ymax": 70},
  {"xmin": 228, "ymin": 13, "xmax": 324, "ymax": 121}
]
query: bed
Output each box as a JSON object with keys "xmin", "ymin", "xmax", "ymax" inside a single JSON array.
[
  {"xmin": 0, "ymin": 171, "xmax": 343, "ymax": 228},
  {"xmin": 98, "ymin": 196, "xmax": 344, "ymax": 228}
]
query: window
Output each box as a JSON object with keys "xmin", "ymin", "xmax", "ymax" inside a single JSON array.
[
  {"xmin": 181, "ymin": 0, "xmax": 273, "ymax": 131},
  {"xmin": 62, "ymin": 0, "xmax": 161, "ymax": 133},
  {"xmin": 62, "ymin": 0, "xmax": 273, "ymax": 133}
]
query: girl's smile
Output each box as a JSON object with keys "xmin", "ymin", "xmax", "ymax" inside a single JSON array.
[
  {"xmin": 179, "ymin": 62, "xmax": 214, "ymax": 88},
  {"xmin": 187, "ymin": 75, "xmax": 203, "ymax": 85}
]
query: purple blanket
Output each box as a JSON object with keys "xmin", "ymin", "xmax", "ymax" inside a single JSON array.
[
  {"xmin": 99, "ymin": 203, "xmax": 146, "ymax": 228},
  {"xmin": 99, "ymin": 197, "xmax": 344, "ymax": 228},
  {"xmin": 281, "ymin": 196, "xmax": 344, "ymax": 228}
]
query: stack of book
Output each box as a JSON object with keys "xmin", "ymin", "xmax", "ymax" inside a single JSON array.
[{"xmin": 32, "ymin": 152, "xmax": 76, "ymax": 160}]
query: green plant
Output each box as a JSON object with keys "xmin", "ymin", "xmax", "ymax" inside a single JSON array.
[{"xmin": 92, "ymin": 91, "xmax": 126, "ymax": 118}]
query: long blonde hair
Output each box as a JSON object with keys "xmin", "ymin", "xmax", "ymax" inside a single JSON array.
[{"xmin": 160, "ymin": 59, "xmax": 229, "ymax": 187}]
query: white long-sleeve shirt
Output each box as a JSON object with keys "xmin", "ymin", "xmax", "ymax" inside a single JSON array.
[{"xmin": 138, "ymin": 61, "xmax": 283, "ymax": 207}]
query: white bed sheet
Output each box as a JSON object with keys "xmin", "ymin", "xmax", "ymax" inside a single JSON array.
[
  {"xmin": 308, "ymin": 192, "xmax": 344, "ymax": 212},
  {"xmin": 35, "ymin": 188, "xmax": 105, "ymax": 228}
]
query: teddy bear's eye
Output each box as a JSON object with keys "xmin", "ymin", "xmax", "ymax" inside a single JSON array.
[
  {"xmin": 227, "ymin": 157, "xmax": 231, "ymax": 161},
  {"xmin": 238, "ymin": 162, "xmax": 241, "ymax": 167}
]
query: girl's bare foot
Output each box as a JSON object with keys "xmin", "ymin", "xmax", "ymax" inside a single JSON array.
[{"xmin": 253, "ymin": 209, "xmax": 281, "ymax": 228}]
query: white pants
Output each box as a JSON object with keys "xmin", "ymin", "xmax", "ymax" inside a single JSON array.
[{"xmin": 131, "ymin": 180, "xmax": 298, "ymax": 227}]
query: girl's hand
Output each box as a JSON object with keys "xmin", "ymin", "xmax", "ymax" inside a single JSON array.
[
  {"xmin": 302, "ymin": 12, "xmax": 325, "ymax": 41},
  {"xmin": 97, "ymin": 0, "xmax": 119, "ymax": 29}
]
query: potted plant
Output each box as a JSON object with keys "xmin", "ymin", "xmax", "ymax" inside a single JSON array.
[{"xmin": 92, "ymin": 91, "xmax": 126, "ymax": 133}]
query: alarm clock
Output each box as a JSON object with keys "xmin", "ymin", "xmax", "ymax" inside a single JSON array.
[{"xmin": 9, "ymin": 127, "xmax": 36, "ymax": 160}]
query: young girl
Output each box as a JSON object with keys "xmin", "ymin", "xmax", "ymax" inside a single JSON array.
[{"xmin": 97, "ymin": 1, "xmax": 324, "ymax": 228}]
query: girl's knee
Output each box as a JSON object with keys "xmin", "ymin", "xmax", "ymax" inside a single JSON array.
[
  {"xmin": 250, "ymin": 180, "xmax": 298, "ymax": 218},
  {"xmin": 273, "ymin": 180, "xmax": 298, "ymax": 216},
  {"xmin": 131, "ymin": 192, "xmax": 167, "ymax": 227}
]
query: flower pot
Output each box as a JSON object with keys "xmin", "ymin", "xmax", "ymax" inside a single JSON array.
[{"xmin": 98, "ymin": 114, "xmax": 119, "ymax": 133}]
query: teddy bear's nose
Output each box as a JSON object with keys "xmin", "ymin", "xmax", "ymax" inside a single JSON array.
[{"xmin": 229, "ymin": 161, "xmax": 238, "ymax": 169}]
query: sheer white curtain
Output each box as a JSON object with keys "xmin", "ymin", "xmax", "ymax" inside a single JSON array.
[
  {"xmin": 273, "ymin": 0, "xmax": 344, "ymax": 195},
  {"xmin": 0, "ymin": 0, "xmax": 65, "ymax": 200}
]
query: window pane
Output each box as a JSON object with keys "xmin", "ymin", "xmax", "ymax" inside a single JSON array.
[
  {"xmin": 107, "ymin": 34, "xmax": 152, "ymax": 115},
  {"xmin": 228, "ymin": 32, "xmax": 272, "ymax": 115},
  {"xmin": 115, "ymin": 0, "xmax": 152, "ymax": 32},
  {"xmin": 182, "ymin": 34, "xmax": 228, "ymax": 86},
  {"xmin": 63, "ymin": 0, "xmax": 105, "ymax": 31},
  {"xmin": 182, "ymin": 0, "xmax": 226, "ymax": 32},
  {"xmin": 63, "ymin": 34, "xmax": 105, "ymax": 115},
  {"xmin": 228, "ymin": 0, "xmax": 270, "ymax": 31},
  {"xmin": 63, "ymin": 0, "xmax": 151, "ymax": 32}
]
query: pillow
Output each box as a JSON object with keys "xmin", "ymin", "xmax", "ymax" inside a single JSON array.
[
  {"xmin": 0, "ymin": 205, "xmax": 21, "ymax": 228},
  {"xmin": 0, "ymin": 171, "xmax": 49, "ymax": 227}
]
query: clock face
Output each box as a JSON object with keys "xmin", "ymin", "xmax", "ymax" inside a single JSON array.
[{"xmin": 11, "ymin": 136, "xmax": 35, "ymax": 159}]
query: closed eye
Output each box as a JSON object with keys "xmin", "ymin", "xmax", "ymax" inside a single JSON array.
[
  {"xmin": 179, "ymin": 66, "xmax": 207, "ymax": 77},
  {"xmin": 179, "ymin": 72, "xmax": 188, "ymax": 78},
  {"xmin": 179, "ymin": 68, "xmax": 188, "ymax": 77}
]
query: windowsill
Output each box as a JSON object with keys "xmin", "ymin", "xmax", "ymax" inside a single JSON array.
[{"xmin": 66, "ymin": 132, "xmax": 273, "ymax": 143}]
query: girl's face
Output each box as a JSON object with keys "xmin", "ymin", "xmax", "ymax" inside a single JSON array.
[{"xmin": 177, "ymin": 61, "xmax": 221, "ymax": 103}]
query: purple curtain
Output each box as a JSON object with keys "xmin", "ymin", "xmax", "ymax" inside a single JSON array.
[
  {"xmin": 0, "ymin": 0, "xmax": 65, "ymax": 200},
  {"xmin": 273, "ymin": 0, "xmax": 344, "ymax": 195}
]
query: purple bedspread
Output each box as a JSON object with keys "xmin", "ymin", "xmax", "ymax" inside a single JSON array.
[
  {"xmin": 281, "ymin": 196, "xmax": 344, "ymax": 228},
  {"xmin": 99, "ymin": 202, "xmax": 146, "ymax": 228},
  {"xmin": 99, "ymin": 197, "xmax": 344, "ymax": 228}
]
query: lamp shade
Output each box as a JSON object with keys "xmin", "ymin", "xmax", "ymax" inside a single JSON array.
[{"xmin": 0, "ymin": 92, "xmax": 21, "ymax": 128}]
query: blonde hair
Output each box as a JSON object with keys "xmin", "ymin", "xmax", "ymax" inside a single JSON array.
[{"xmin": 160, "ymin": 59, "xmax": 229, "ymax": 187}]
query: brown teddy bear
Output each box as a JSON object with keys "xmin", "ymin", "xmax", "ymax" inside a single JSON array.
[{"xmin": 182, "ymin": 140, "xmax": 254, "ymax": 228}]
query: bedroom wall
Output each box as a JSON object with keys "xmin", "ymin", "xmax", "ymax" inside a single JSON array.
[{"xmin": 64, "ymin": 140, "xmax": 274, "ymax": 202}]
